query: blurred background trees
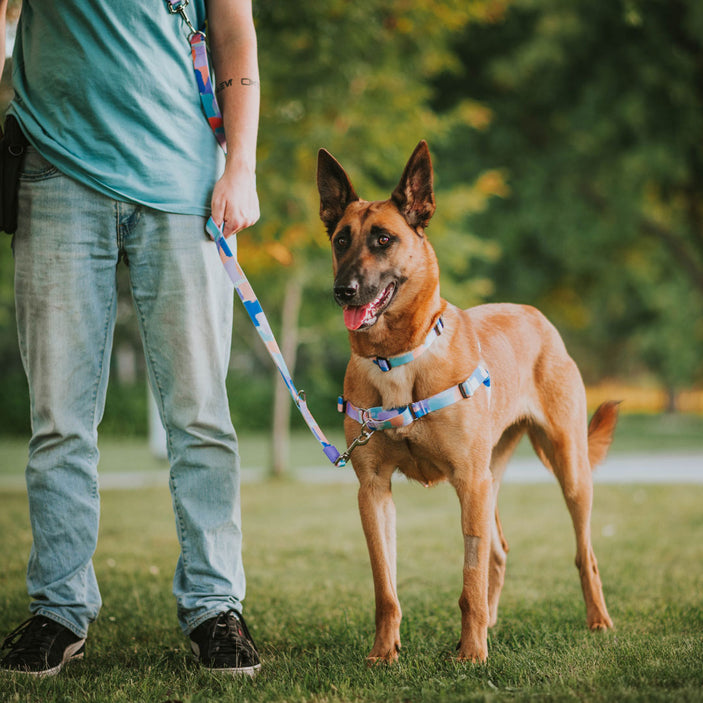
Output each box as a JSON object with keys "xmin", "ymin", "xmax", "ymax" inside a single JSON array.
[
  {"xmin": 432, "ymin": 0, "xmax": 703, "ymax": 405},
  {"xmin": 0, "ymin": 0, "xmax": 701, "ymax": 468}
]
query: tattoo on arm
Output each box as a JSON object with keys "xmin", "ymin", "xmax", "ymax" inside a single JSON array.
[{"xmin": 216, "ymin": 77, "xmax": 259, "ymax": 93}]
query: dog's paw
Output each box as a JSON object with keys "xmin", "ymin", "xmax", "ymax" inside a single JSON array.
[
  {"xmin": 366, "ymin": 643, "xmax": 400, "ymax": 666},
  {"xmin": 588, "ymin": 616, "xmax": 614, "ymax": 631},
  {"xmin": 455, "ymin": 641, "xmax": 488, "ymax": 664}
]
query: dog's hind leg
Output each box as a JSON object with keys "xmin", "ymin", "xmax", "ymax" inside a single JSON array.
[
  {"xmin": 357, "ymin": 472, "xmax": 402, "ymax": 664},
  {"xmin": 488, "ymin": 508, "xmax": 509, "ymax": 628},
  {"xmin": 528, "ymin": 420, "xmax": 613, "ymax": 631},
  {"xmin": 487, "ymin": 424, "xmax": 525, "ymax": 627}
]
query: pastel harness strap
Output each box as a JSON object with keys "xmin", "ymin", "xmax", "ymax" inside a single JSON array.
[{"xmin": 339, "ymin": 365, "xmax": 491, "ymax": 431}]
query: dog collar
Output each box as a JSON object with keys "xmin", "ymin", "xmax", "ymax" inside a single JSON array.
[
  {"xmin": 372, "ymin": 317, "xmax": 445, "ymax": 372},
  {"xmin": 338, "ymin": 364, "xmax": 490, "ymax": 431}
]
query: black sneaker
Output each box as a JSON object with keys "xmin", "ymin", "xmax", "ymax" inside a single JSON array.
[
  {"xmin": 190, "ymin": 610, "xmax": 261, "ymax": 676},
  {"xmin": 0, "ymin": 615, "xmax": 86, "ymax": 677}
]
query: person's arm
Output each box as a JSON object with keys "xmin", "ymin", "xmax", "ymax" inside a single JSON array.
[{"xmin": 208, "ymin": 0, "xmax": 260, "ymax": 237}]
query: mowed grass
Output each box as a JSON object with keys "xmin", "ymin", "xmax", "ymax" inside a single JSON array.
[{"xmin": 1, "ymin": 474, "xmax": 702, "ymax": 702}]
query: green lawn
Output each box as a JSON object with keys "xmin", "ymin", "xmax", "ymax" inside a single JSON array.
[{"xmin": 1, "ymin": 477, "xmax": 702, "ymax": 702}]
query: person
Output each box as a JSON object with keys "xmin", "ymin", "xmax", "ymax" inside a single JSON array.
[{"xmin": 0, "ymin": 0, "xmax": 261, "ymax": 677}]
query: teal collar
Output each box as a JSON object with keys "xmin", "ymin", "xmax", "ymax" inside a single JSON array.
[{"xmin": 372, "ymin": 317, "xmax": 444, "ymax": 372}]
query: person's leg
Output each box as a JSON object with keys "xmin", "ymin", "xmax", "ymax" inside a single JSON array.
[
  {"xmin": 13, "ymin": 148, "xmax": 120, "ymax": 638},
  {"xmin": 123, "ymin": 209, "xmax": 244, "ymax": 635}
]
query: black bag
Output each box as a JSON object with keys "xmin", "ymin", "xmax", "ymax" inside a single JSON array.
[{"xmin": 0, "ymin": 114, "xmax": 29, "ymax": 234}]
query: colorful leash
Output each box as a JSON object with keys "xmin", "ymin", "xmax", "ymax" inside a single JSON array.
[
  {"xmin": 166, "ymin": 0, "xmax": 346, "ymax": 466},
  {"xmin": 165, "ymin": 0, "xmax": 226, "ymax": 151},
  {"xmin": 206, "ymin": 219, "xmax": 344, "ymax": 466},
  {"xmin": 169, "ymin": 1, "xmax": 492, "ymax": 468}
]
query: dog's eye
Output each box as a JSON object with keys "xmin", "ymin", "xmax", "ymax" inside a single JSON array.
[
  {"xmin": 334, "ymin": 234, "xmax": 350, "ymax": 252},
  {"xmin": 377, "ymin": 233, "xmax": 391, "ymax": 247}
]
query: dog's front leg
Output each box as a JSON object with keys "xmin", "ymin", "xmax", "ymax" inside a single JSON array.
[
  {"xmin": 357, "ymin": 473, "xmax": 401, "ymax": 664},
  {"xmin": 453, "ymin": 468, "xmax": 493, "ymax": 663}
]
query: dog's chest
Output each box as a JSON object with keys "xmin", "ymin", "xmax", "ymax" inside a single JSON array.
[{"xmin": 373, "ymin": 364, "xmax": 416, "ymax": 409}]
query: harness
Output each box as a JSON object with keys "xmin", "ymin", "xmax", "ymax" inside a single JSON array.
[
  {"xmin": 372, "ymin": 317, "xmax": 445, "ymax": 372},
  {"xmin": 339, "ymin": 364, "xmax": 491, "ymax": 431},
  {"xmin": 336, "ymin": 316, "xmax": 491, "ymax": 464}
]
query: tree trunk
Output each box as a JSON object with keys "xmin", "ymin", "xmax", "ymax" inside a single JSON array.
[
  {"xmin": 665, "ymin": 386, "xmax": 678, "ymax": 414},
  {"xmin": 270, "ymin": 275, "xmax": 303, "ymax": 477}
]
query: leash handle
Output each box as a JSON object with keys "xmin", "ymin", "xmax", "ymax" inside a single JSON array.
[{"xmin": 206, "ymin": 218, "xmax": 344, "ymax": 466}]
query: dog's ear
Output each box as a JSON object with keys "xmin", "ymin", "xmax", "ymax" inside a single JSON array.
[
  {"xmin": 391, "ymin": 140, "xmax": 436, "ymax": 232},
  {"xmin": 317, "ymin": 149, "xmax": 359, "ymax": 237}
]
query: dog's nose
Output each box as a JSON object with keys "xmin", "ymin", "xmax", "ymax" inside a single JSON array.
[{"xmin": 334, "ymin": 281, "xmax": 359, "ymax": 304}]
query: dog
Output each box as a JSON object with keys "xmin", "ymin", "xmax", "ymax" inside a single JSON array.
[{"xmin": 316, "ymin": 140, "xmax": 618, "ymax": 664}]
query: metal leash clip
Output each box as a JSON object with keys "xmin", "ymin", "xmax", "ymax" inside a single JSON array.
[
  {"xmin": 335, "ymin": 422, "xmax": 374, "ymax": 467},
  {"xmin": 166, "ymin": 0, "xmax": 197, "ymax": 36}
]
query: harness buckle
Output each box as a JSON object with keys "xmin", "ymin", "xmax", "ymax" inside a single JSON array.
[
  {"xmin": 409, "ymin": 402, "xmax": 428, "ymax": 420},
  {"xmin": 373, "ymin": 356, "xmax": 392, "ymax": 372},
  {"xmin": 459, "ymin": 380, "xmax": 472, "ymax": 398}
]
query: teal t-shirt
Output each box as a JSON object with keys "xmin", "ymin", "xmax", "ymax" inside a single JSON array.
[{"xmin": 10, "ymin": 0, "xmax": 225, "ymax": 216}]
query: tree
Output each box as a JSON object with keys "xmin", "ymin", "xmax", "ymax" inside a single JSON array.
[{"xmin": 432, "ymin": 0, "xmax": 703, "ymax": 398}]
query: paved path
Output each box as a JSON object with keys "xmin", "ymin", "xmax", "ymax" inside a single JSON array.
[
  {"xmin": 296, "ymin": 452, "xmax": 703, "ymax": 485},
  {"xmin": 1, "ymin": 453, "xmax": 700, "ymax": 490}
]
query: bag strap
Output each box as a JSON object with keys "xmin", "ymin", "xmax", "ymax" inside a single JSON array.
[{"xmin": 165, "ymin": 0, "xmax": 227, "ymax": 152}]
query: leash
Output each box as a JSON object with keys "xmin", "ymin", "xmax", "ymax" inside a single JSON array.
[
  {"xmin": 165, "ymin": 0, "xmax": 227, "ymax": 151},
  {"xmin": 165, "ymin": 0, "xmax": 344, "ymax": 466},
  {"xmin": 206, "ymin": 219, "xmax": 344, "ymax": 466},
  {"xmin": 168, "ymin": 1, "xmax": 492, "ymax": 467}
]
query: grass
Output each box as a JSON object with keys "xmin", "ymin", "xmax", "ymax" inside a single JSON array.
[{"xmin": 1, "ymin": 474, "xmax": 703, "ymax": 702}]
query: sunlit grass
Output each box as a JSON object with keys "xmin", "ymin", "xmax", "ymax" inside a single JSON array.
[{"xmin": 1, "ymin": 478, "xmax": 702, "ymax": 702}]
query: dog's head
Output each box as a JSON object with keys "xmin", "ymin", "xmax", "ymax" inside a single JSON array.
[{"xmin": 317, "ymin": 141, "xmax": 437, "ymax": 332}]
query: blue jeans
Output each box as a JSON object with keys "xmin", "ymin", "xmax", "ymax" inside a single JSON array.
[{"xmin": 13, "ymin": 147, "xmax": 245, "ymax": 638}]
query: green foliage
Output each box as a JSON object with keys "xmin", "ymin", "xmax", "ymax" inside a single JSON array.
[{"xmin": 432, "ymin": 0, "xmax": 703, "ymax": 389}]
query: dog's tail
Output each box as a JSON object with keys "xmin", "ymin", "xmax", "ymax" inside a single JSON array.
[{"xmin": 587, "ymin": 400, "xmax": 621, "ymax": 470}]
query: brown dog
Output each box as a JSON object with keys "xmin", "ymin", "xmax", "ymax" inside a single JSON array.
[{"xmin": 317, "ymin": 140, "xmax": 618, "ymax": 664}]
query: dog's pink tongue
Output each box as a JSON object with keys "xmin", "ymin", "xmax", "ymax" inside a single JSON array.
[{"xmin": 343, "ymin": 305, "xmax": 370, "ymax": 331}]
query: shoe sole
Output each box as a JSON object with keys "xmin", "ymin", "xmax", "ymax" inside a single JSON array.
[
  {"xmin": 8, "ymin": 639, "xmax": 86, "ymax": 678},
  {"xmin": 190, "ymin": 641, "xmax": 261, "ymax": 677},
  {"xmin": 200, "ymin": 662, "xmax": 261, "ymax": 677}
]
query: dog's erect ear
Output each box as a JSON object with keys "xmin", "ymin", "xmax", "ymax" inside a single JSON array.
[
  {"xmin": 391, "ymin": 140, "xmax": 436, "ymax": 232},
  {"xmin": 317, "ymin": 149, "xmax": 359, "ymax": 237}
]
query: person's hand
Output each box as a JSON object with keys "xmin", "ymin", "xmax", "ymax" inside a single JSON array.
[{"xmin": 210, "ymin": 155, "xmax": 259, "ymax": 237}]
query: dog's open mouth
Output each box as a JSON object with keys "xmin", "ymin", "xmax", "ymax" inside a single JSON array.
[{"xmin": 343, "ymin": 283, "xmax": 396, "ymax": 331}]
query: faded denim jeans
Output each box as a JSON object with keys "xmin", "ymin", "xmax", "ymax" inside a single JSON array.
[{"xmin": 13, "ymin": 147, "xmax": 245, "ymax": 638}]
